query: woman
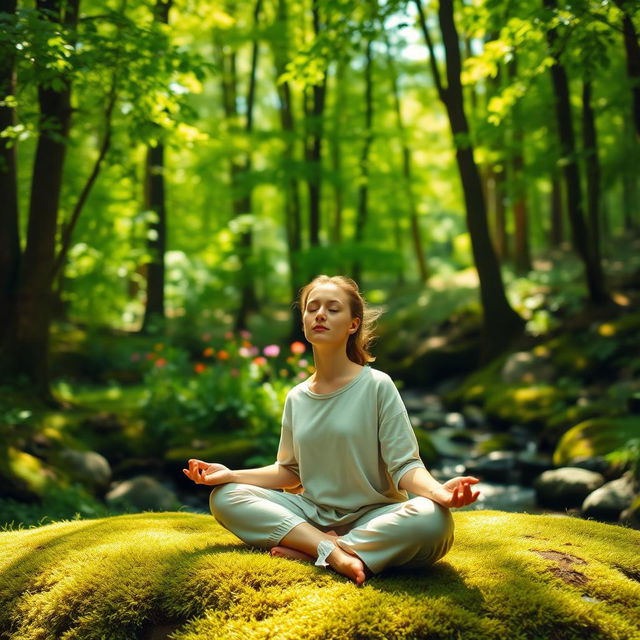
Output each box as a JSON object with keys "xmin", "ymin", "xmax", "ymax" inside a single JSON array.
[{"xmin": 184, "ymin": 275, "xmax": 480, "ymax": 585}]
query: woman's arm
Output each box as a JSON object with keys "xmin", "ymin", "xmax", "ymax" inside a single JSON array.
[
  {"xmin": 398, "ymin": 467, "xmax": 480, "ymax": 509},
  {"xmin": 183, "ymin": 459, "xmax": 300, "ymax": 490}
]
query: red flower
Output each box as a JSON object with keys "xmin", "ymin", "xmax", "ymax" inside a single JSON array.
[
  {"xmin": 252, "ymin": 356, "xmax": 267, "ymax": 366},
  {"xmin": 155, "ymin": 358, "xmax": 168, "ymax": 367},
  {"xmin": 217, "ymin": 350, "xmax": 230, "ymax": 361},
  {"xmin": 203, "ymin": 347, "xmax": 214, "ymax": 357},
  {"xmin": 290, "ymin": 341, "xmax": 306, "ymax": 355},
  {"xmin": 194, "ymin": 363, "xmax": 206, "ymax": 374}
]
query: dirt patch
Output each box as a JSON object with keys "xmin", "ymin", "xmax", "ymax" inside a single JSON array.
[
  {"xmin": 531, "ymin": 549, "xmax": 590, "ymax": 587},
  {"xmin": 617, "ymin": 566, "xmax": 640, "ymax": 583}
]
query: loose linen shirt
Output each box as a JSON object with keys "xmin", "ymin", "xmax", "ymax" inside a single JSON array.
[{"xmin": 276, "ymin": 366, "xmax": 426, "ymax": 526}]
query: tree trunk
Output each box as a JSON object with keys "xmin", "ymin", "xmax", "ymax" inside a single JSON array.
[
  {"xmin": 621, "ymin": 115, "xmax": 637, "ymax": 230},
  {"xmin": 0, "ymin": 0, "xmax": 20, "ymax": 343},
  {"xmin": 544, "ymin": 0, "xmax": 608, "ymax": 305},
  {"xmin": 330, "ymin": 58, "xmax": 345, "ymax": 248},
  {"xmin": 141, "ymin": 143, "xmax": 167, "ymax": 332},
  {"xmin": 385, "ymin": 33, "xmax": 428, "ymax": 282},
  {"xmin": 216, "ymin": 0, "xmax": 262, "ymax": 331},
  {"xmin": 493, "ymin": 166, "xmax": 508, "ymax": 261},
  {"xmin": 0, "ymin": 0, "xmax": 79, "ymax": 397},
  {"xmin": 273, "ymin": 0, "xmax": 304, "ymax": 340},
  {"xmin": 141, "ymin": 0, "xmax": 172, "ymax": 333},
  {"xmin": 615, "ymin": 0, "xmax": 640, "ymax": 139},
  {"xmin": 304, "ymin": 0, "xmax": 327, "ymax": 254},
  {"xmin": 353, "ymin": 38, "xmax": 374, "ymax": 284},
  {"xmin": 509, "ymin": 57, "xmax": 531, "ymax": 274},
  {"xmin": 582, "ymin": 80, "xmax": 602, "ymax": 264},
  {"xmin": 550, "ymin": 174, "xmax": 564, "ymax": 247},
  {"xmin": 415, "ymin": 0, "xmax": 524, "ymax": 360}
]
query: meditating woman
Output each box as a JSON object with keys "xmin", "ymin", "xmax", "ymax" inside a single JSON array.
[{"xmin": 183, "ymin": 275, "xmax": 480, "ymax": 585}]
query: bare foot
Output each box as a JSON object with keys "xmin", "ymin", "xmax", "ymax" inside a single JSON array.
[
  {"xmin": 270, "ymin": 546, "xmax": 315, "ymax": 563},
  {"xmin": 327, "ymin": 545, "xmax": 367, "ymax": 586}
]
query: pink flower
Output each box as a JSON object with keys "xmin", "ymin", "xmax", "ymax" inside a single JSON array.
[
  {"xmin": 290, "ymin": 341, "xmax": 306, "ymax": 355},
  {"xmin": 240, "ymin": 330, "xmax": 252, "ymax": 340},
  {"xmin": 130, "ymin": 353, "xmax": 140, "ymax": 362},
  {"xmin": 298, "ymin": 359, "xmax": 308, "ymax": 368},
  {"xmin": 224, "ymin": 331, "xmax": 234, "ymax": 340},
  {"xmin": 298, "ymin": 371, "xmax": 308, "ymax": 379},
  {"xmin": 201, "ymin": 332, "xmax": 212, "ymax": 342},
  {"xmin": 239, "ymin": 347, "xmax": 252, "ymax": 358},
  {"xmin": 231, "ymin": 368, "xmax": 239, "ymax": 377},
  {"xmin": 263, "ymin": 344, "xmax": 280, "ymax": 358}
]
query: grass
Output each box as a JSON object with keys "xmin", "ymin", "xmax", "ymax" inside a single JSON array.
[{"xmin": 0, "ymin": 511, "xmax": 638, "ymax": 639}]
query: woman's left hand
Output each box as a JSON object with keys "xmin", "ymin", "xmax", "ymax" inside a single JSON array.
[{"xmin": 435, "ymin": 476, "xmax": 481, "ymax": 508}]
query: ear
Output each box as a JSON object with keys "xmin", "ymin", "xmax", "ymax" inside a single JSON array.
[{"xmin": 349, "ymin": 317, "xmax": 361, "ymax": 334}]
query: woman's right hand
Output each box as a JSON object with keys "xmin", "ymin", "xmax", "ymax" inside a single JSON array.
[{"xmin": 182, "ymin": 459, "xmax": 233, "ymax": 486}]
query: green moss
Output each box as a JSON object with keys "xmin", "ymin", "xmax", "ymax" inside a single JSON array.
[
  {"xmin": 413, "ymin": 429, "xmax": 438, "ymax": 465},
  {"xmin": 477, "ymin": 433, "xmax": 519, "ymax": 455},
  {"xmin": 2, "ymin": 449, "xmax": 49, "ymax": 497},
  {"xmin": 0, "ymin": 512, "xmax": 638, "ymax": 639},
  {"xmin": 165, "ymin": 436, "xmax": 261, "ymax": 469},
  {"xmin": 554, "ymin": 417, "xmax": 640, "ymax": 466},
  {"xmin": 484, "ymin": 385, "xmax": 568, "ymax": 426}
]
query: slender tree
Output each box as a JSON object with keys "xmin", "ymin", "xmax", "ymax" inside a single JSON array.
[
  {"xmin": 0, "ymin": 0, "xmax": 80, "ymax": 397},
  {"xmin": 141, "ymin": 0, "xmax": 173, "ymax": 333},
  {"xmin": 384, "ymin": 32, "xmax": 429, "ymax": 282},
  {"xmin": 0, "ymin": 0, "xmax": 20, "ymax": 342},
  {"xmin": 352, "ymin": 37, "xmax": 374, "ymax": 284},
  {"xmin": 543, "ymin": 0, "xmax": 609, "ymax": 305},
  {"xmin": 415, "ymin": 0, "xmax": 524, "ymax": 359}
]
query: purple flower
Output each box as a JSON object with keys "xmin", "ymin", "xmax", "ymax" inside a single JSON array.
[{"xmin": 263, "ymin": 344, "xmax": 280, "ymax": 357}]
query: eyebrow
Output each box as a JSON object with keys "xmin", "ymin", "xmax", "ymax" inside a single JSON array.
[{"xmin": 306, "ymin": 298, "xmax": 343, "ymax": 305}]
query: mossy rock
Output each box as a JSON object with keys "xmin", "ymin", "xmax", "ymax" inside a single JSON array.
[
  {"xmin": 484, "ymin": 384, "xmax": 568, "ymax": 427},
  {"xmin": 554, "ymin": 416, "xmax": 640, "ymax": 467},
  {"xmin": 165, "ymin": 436, "xmax": 261, "ymax": 471},
  {"xmin": 1, "ymin": 511, "xmax": 638, "ymax": 639}
]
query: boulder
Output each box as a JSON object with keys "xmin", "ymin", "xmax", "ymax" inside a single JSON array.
[
  {"xmin": 620, "ymin": 495, "xmax": 640, "ymax": 530},
  {"xmin": 58, "ymin": 449, "xmax": 112, "ymax": 493},
  {"xmin": 501, "ymin": 352, "xmax": 555, "ymax": 385},
  {"xmin": 581, "ymin": 475, "xmax": 636, "ymax": 521},
  {"xmin": 464, "ymin": 451, "xmax": 517, "ymax": 483},
  {"xmin": 568, "ymin": 455, "xmax": 623, "ymax": 481},
  {"xmin": 106, "ymin": 476, "xmax": 179, "ymax": 512},
  {"xmin": 534, "ymin": 467, "xmax": 605, "ymax": 509}
]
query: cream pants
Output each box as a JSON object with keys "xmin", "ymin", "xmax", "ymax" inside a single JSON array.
[{"xmin": 210, "ymin": 483, "xmax": 455, "ymax": 574}]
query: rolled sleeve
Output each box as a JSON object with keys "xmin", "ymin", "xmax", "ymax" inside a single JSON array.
[
  {"xmin": 379, "ymin": 409, "xmax": 426, "ymax": 491},
  {"xmin": 276, "ymin": 398, "xmax": 301, "ymax": 481}
]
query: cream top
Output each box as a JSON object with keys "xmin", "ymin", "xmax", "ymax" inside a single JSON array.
[{"xmin": 276, "ymin": 366, "xmax": 426, "ymax": 525}]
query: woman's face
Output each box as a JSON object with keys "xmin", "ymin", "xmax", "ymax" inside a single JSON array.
[{"xmin": 302, "ymin": 283, "xmax": 360, "ymax": 348}]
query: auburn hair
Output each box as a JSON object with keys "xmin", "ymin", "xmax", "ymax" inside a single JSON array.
[{"xmin": 298, "ymin": 275, "xmax": 381, "ymax": 365}]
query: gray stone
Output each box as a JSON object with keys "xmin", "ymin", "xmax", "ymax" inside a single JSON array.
[
  {"xmin": 620, "ymin": 497, "xmax": 640, "ymax": 530},
  {"xmin": 581, "ymin": 476, "xmax": 636, "ymax": 521},
  {"xmin": 568, "ymin": 456, "xmax": 623, "ymax": 481},
  {"xmin": 464, "ymin": 451, "xmax": 518, "ymax": 483},
  {"xmin": 445, "ymin": 412, "xmax": 466, "ymax": 430},
  {"xmin": 106, "ymin": 476, "xmax": 179, "ymax": 512},
  {"xmin": 462, "ymin": 405, "xmax": 486, "ymax": 428},
  {"xmin": 534, "ymin": 467, "xmax": 606, "ymax": 509},
  {"xmin": 501, "ymin": 352, "xmax": 555, "ymax": 385},
  {"xmin": 59, "ymin": 449, "xmax": 112, "ymax": 493}
]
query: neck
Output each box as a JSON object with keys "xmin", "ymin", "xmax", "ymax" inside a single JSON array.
[{"xmin": 311, "ymin": 345, "xmax": 361, "ymax": 382}]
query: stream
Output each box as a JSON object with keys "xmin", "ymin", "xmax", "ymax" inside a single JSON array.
[{"xmin": 401, "ymin": 389, "xmax": 558, "ymax": 516}]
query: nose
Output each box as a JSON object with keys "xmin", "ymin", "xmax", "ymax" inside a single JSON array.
[{"xmin": 315, "ymin": 307, "xmax": 326, "ymax": 322}]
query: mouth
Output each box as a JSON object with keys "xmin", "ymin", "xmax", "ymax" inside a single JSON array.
[{"xmin": 312, "ymin": 326, "xmax": 328, "ymax": 332}]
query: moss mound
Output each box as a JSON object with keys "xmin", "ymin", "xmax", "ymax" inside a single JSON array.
[
  {"xmin": 1, "ymin": 511, "xmax": 638, "ymax": 639},
  {"xmin": 554, "ymin": 416, "xmax": 640, "ymax": 466}
]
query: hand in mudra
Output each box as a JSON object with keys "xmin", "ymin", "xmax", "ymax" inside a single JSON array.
[
  {"xmin": 436, "ymin": 476, "xmax": 480, "ymax": 508},
  {"xmin": 183, "ymin": 459, "xmax": 232, "ymax": 486}
]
